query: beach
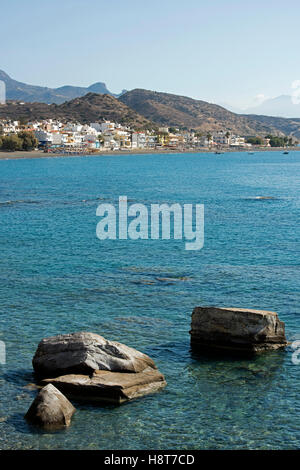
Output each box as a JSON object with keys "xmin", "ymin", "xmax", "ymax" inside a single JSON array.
[{"xmin": 0, "ymin": 147, "xmax": 298, "ymax": 160}]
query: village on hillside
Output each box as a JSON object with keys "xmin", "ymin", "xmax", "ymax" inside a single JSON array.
[{"xmin": 0, "ymin": 118, "xmax": 297, "ymax": 154}]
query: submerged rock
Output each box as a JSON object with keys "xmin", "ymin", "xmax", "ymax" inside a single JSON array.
[
  {"xmin": 155, "ymin": 276, "xmax": 190, "ymax": 282},
  {"xmin": 25, "ymin": 384, "xmax": 75, "ymax": 429},
  {"xmin": 41, "ymin": 368, "xmax": 167, "ymax": 404},
  {"xmin": 33, "ymin": 332, "xmax": 156, "ymax": 378},
  {"xmin": 190, "ymin": 306, "xmax": 287, "ymax": 353}
]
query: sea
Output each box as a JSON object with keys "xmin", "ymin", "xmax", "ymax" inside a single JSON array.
[{"xmin": 0, "ymin": 150, "xmax": 299, "ymax": 449}]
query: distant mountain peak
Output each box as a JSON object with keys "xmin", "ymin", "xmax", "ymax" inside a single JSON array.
[
  {"xmin": 243, "ymin": 94, "xmax": 300, "ymax": 119},
  {"xmin": 0, "ymin": 69, "xmax": 116, "ymax": 104},
  {"xmin": 87, "ymin": 82, "xmax": 111, "ymax": 94}
]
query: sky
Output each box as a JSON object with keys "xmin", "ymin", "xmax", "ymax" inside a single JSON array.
[{"xmin": 1, "ymin": 0, "xmax": 300, "ymax": 109}]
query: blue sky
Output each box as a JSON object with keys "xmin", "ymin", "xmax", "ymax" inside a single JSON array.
[{"xmin": 1, "ymin": 0, "xmax": 300, "ymax": 108}]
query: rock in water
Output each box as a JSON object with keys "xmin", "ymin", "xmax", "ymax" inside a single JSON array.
[
  {"xmin": 190, "ymin": 306, "xmax": 287, "ymax": 353},
  {"xmin": 32, "ymin": 332, "xmax": 166, "ymax": 403},
  {"xmin": 25, "ymin": 384, "xmax": 75, "ymax": 429},
  {"xmin": 41, "ymin": 368, "xmax": 167, "ymax": 404},
  {"xmin": 33, "ymin": 332, "xmax": 156, "ymax": 378}
]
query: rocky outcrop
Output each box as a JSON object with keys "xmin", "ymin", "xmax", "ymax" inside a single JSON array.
[
  {"xmin": 190, "ymin": 306, "xmax": 287, "ymax": 353},
  {"xmin": 41, "ymin": 368, "xmax": 167, "ymax": 404},
  {"xmin": 31, "ymin": 332, "xmax": 166, "ymax": 405},
  {"xmin": 33, "ymin": 332, "xmax": 156, "ymax": 378},
  {"xmin": 25, "ymin": 384, "xmax": 75, "ymax": 429}
]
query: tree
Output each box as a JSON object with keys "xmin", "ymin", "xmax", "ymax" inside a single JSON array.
[
  {"xmin": 206, "ymin": 132, "xmax": 212, "ymax": 146},
  {"xmin": 0, "ymin": 135, "xmax": 23, "ymax": 151},
  {"xmin": 268, "ymin": 136, "xmax": 285, "ymax": 147},
  {"xmin": 263, "ymin": 134, "xmax": 291, "ymax": 147},
  {"xmin": 0, "ymin": 132, "xmax": 38, "ymax": 151},
  {"xmin": 18, "ymin": 131, "xmax": 38, "ymax": 150},
  {"xmin": 98, "ymin": 134, "xmax": 104, "ymax": 145},
  {"xmin": 246, "ymin": 136, "xmax": 264, "ymax": 145}
]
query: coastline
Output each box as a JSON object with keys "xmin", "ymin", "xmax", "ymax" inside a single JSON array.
[{"xmin": 0, "ymin": 147, "xmax": 299, "ymax": 161}]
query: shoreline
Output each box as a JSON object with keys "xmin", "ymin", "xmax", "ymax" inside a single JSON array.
[{"xmin": 0, "ymin": 147, "xmax": 299, "ymax": 161}]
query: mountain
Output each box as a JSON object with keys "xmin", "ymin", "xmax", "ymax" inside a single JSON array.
[
  {"xmin": 0, "ymin": 93, "xmax": 153, "ymax": 128},
  {"xmin": 119, "ymin": 89, "xmax": 289, "ymax": 135},
  {"xmin": 241, "ymin": 113, "xmax": 300, "ymax": 138},
  {"xmin": 216, "ymin": 101, "xmax": 244, "ymax": 114},
  {"xmin": 2, "ymin": 83, "xmax": 300, "ymax": 137},
  {"xmin": 0, "ymin": 70, "xmax": 122, "ymax": 104},
  {"xmin": 53, "ymin": 82, "xmax": 112, "ymax": 100},
  {"xmin": 244, "ymin": 95, "xmax": 300, "ymax": 119}
]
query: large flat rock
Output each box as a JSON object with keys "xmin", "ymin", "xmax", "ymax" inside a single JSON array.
[
  {"xmin": 41, "ymin": 368, "xmax": 167, "ymax": 404},
  {"xmin": 190, "ymin": 306, "xmax": 287, "ymax": 352},
  {"xmin": 25, "ymin": 383, "xmax": 75, "ymax": 429},
  {"xmin": 33, "ymin": 332, "xmax": 157, "ymax": 378}
]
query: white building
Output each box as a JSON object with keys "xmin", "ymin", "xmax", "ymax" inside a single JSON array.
[
  {"xmin": 90, "ymin": 122, "xmax": 102, "ymax": 132},
  {"xmin": 34, "ymin": 130, "xmax": 53, "ymax": 144},
  {"xmin": 100, "ymin": 121, "xmax": 115, "ymax": 133},
  {"xmin": 230, "ymin": 136, "xmax": 245, "ymax": 147},
  {"xmin": 213, "ymin": 131, "xmax": 230, "ymax": 145},
  {"xmin": 132, "ymin": 132, "xmax": 146, "ymax": 149},
  {"xmin": 64, "ymin": 123, "xmax": 83, "ymax": 133}
]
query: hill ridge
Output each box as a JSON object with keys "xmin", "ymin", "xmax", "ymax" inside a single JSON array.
[
  {"xmin": 119, "ymin": 88, "xmax": 298, "ymax": 136},
  {"xmin": 0, "ymin": 69, "xmax": 121, "ymax": 104},
  {"xmin": 0, "ymin": 92, "xmax": 153, "ymax": 128}
]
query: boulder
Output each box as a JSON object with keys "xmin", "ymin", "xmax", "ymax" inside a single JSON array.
[
  {"xmin": 190, "ymin": 306, "xmax": 287, "ymax": 353},
  {"xmin": 33, "ymin": 332, "xmax": 156, "ymax": 378},
  {"xmin": 41, "ymin": 368, "xmax": 167, "ymax": 404},
  {"xmin": 25, "ymin": 383, "xmax": 75, "ymax": 429}
]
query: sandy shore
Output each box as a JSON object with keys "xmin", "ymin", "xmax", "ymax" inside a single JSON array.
[
  {"xmin": 0, "ymin": 149, "xmax": 196, "ymax": 160},
  {"xmin": 0, "ymin": 147, "xmax": 299, "ymax": 161}
]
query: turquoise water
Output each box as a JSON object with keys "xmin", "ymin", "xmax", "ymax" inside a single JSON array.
[{"xmin": 0, "ymin": 150, "xmax": 299, "ymax": 450}]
